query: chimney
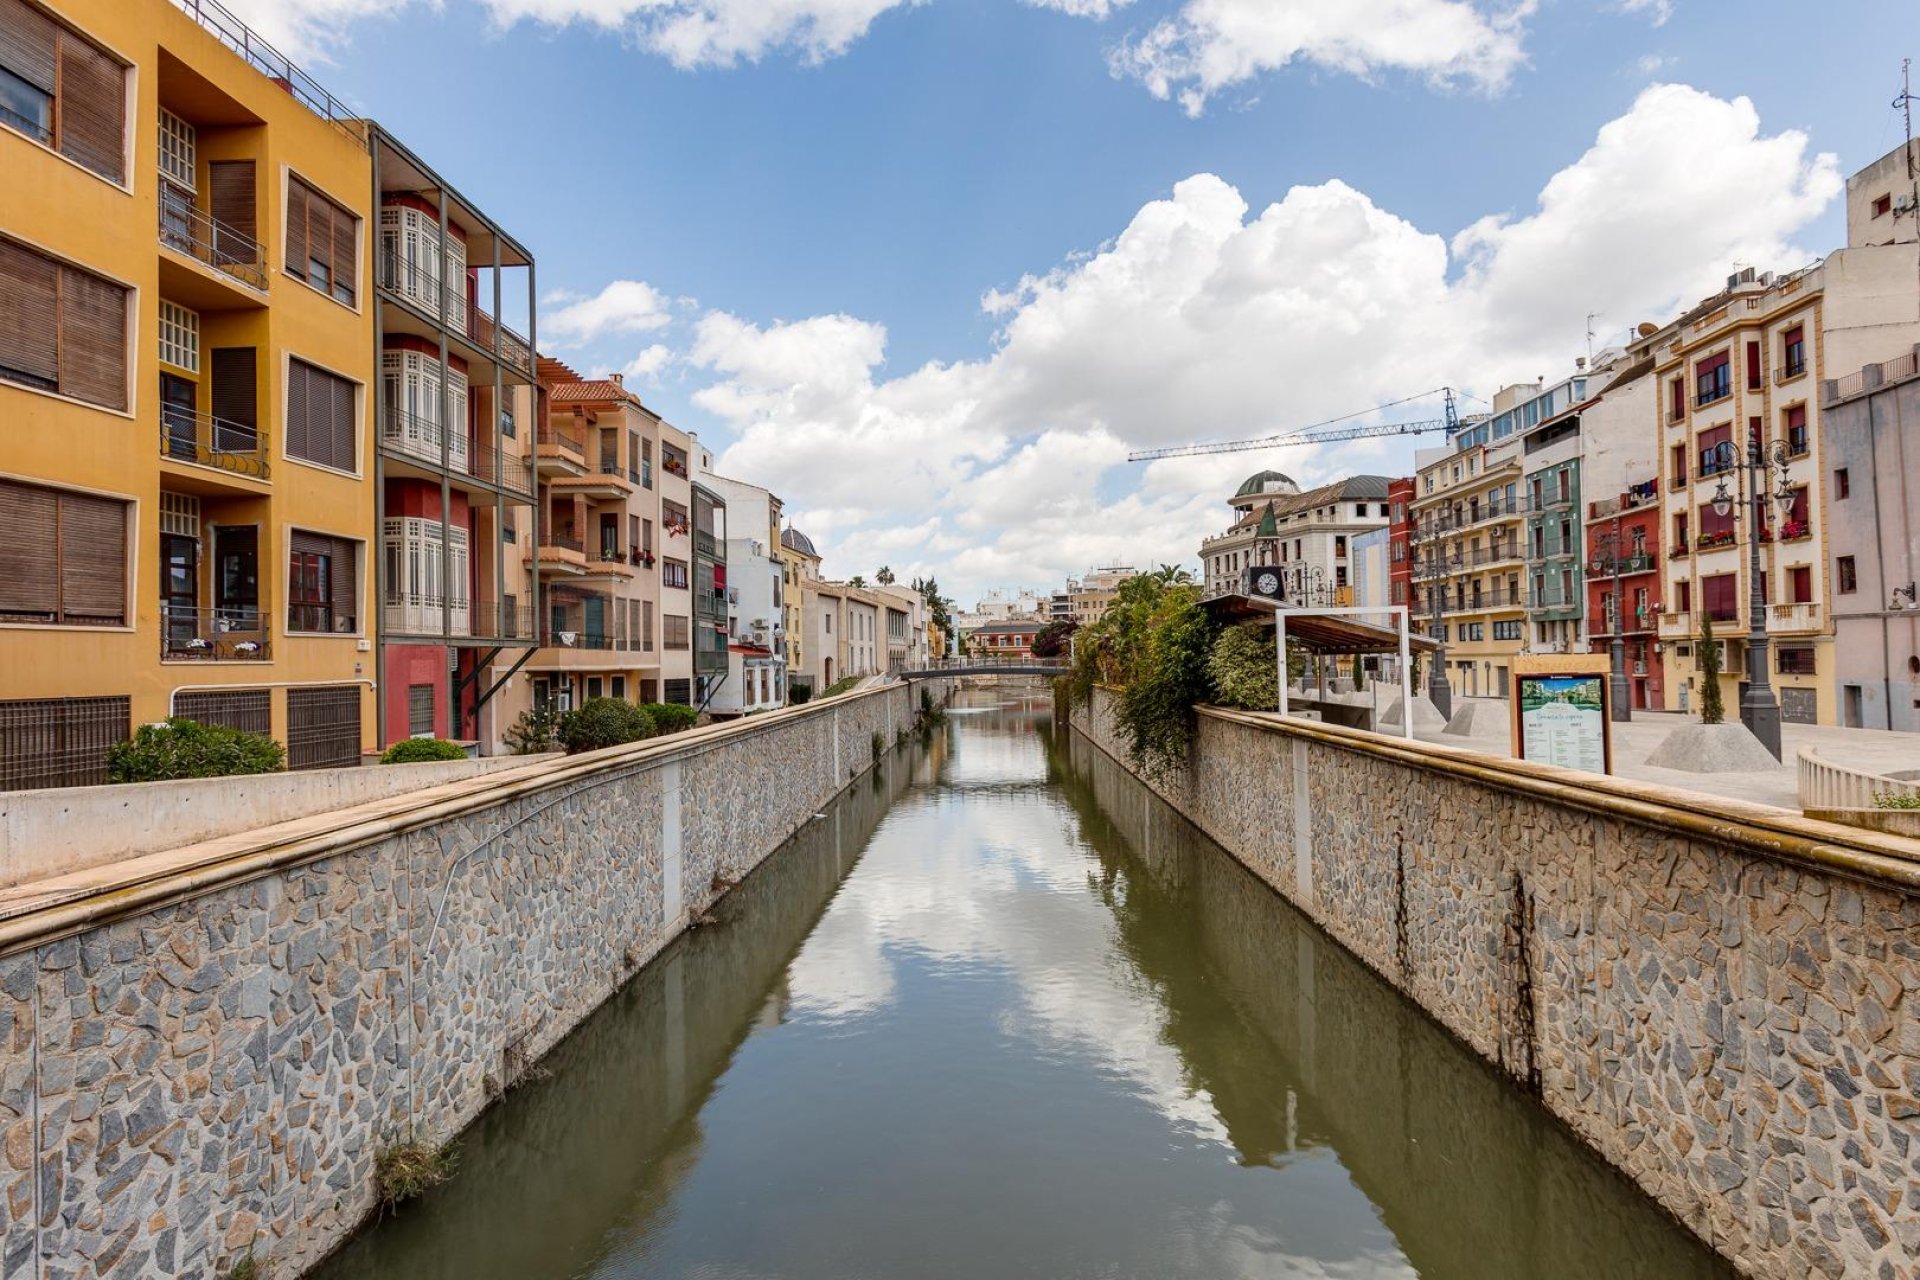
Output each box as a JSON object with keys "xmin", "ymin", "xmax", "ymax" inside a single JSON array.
[{"xmin": 609, "ymin": 372, "xmax": 624, "ymax": 387}]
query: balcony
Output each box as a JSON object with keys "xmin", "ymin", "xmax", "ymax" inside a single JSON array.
[
  {"xmin": 580, "ymin": 547, "xmax": 637, "ymax": 580},
  {"xmin": 465, "ymin": 303, "xmax": 534, "ymax": 377},
  {"xmin": 160, "ymin": 410, "xmax": 269, "ymax": 482},
  {"xmin": 162, "ymin": 606, "xmax": 270, "ymax": 662},
  {"xmin": 536, "ymin": 424, "xmax": 587, "ymax": 477},
  {"xmin": 548, "ymin": 458, "xmax": 635, "ymax": 502},
  {"xmin": 695, "ymin": 529, "xmax": 718, "ymax": 560},
  {"xmin": 1589, "ymin": 481, "xmax": 1659, "ymax": 520},
  {"xmin": 1693, "ymin": 384, "xmax": 1732, "ymax": 410},
  {"xmin": 158, "ymin": 193, "xmax": 266, "ymax": 293},
  {"xmin": 1768, "ymin": 601, "xmax": 1822, "ymax": 634},
  {"xmin": 1526, "ymin": 587, "xmax": 1582, "ymax": 616},
  {"xmin": 468, "ymin": 437, "xmax": 535, "ymax": 499},
  {"xmin": 1587, "ymin": 553, "xmax": 1655, "ymax": 577},
  {"xmin": 530, "ymin": 530, "xmax": 588, "ymax": 577},
  {"xmin": 382, "ymin": 597, "xmax": 536, "ymax": 643},
  {"xmin": 1657, "ymin": 610, "xmax": 1693, "ymax": 638},
  {"xmin": 1774, "ymin": 359, "xmax": 1807, "ymax": 384},
  {"xmin": 380, "ymin": 406, "xmax": 470, "ymax": 475}
]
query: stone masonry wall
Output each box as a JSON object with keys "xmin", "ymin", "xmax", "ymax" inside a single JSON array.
[
  {"xmin": 1073, "ymin": 689, "xmax": 1920, "ymax": 1280},
  {"xmin": 0, "ymin": 683, "xmax": 937, "ymax": 1280}
]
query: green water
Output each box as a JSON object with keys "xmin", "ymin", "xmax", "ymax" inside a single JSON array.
[{"xmin": 313, "ymin": 689, "xmax": 1729, "ymax": 1280}]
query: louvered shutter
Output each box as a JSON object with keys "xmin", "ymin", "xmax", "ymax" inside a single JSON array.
[
  {"xmin": 55, "ymin": 33, "xmax": 124, "ymax": 183},
  {"xmin": 0, "ymin": 480, "xmax": 57, "ymax": 617},
  {"xmin": 331, "ymin": 200, "xmax": 356, "ymax": 302},
  {"xmin": 209, "ymin": 346, "xmax": 256, "ymax": 452},
  {"xmin": 57, "ymin": 265, "xmax": 126, "ymax": 410},
  {"xmin": 0, "ymin": 238, "xmax": 57, "ymax": 387},
  {"xmin": 208, "ymin": 159, "xmax": 255, "ymax": 267},
  {"xmin": 285, "ymin": 179, "xmax": 310, "ymax": 283},
  {"xmin": 291, "ymin": 531, "xmax": 357, "ymax": 630},
  {"xmin": 325, "ymin": 366, "xmax": 355, "ymax": 470},
  {"xmin": 285, "ymin": 359, "xmax": 311, "ymax": 463},
  {"xmin": 0, "ymin": 0, "xmax": 56, "ymax": 92},
  {"xmin": 56, "ymin": 490, "xmax": 126, "ymax": 624}
]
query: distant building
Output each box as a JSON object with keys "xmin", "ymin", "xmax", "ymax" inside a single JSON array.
[
  {"xmin": 1201, "ymin": 471, "xmax": 1390, "ymax": 602},
  {"xmin": 1066, "ymin": 567, "xmax": 1136, "ymax": 624},
  {"xmin": 1349, "ymin": 527, "xmax": 1391, "ymax": 612},
  {"xmin": 875, "ymin": 584, "xmax": 929, "ymax": 671},
  {"xmin": 778, "ymin": 527, "xmax": 822, "ymax": 685},
  {"xmin": 701, "ymin": 474, "xmax": 787, "ymax": 718},
  {"xmin": 1819, "ymin": 345, "xmax": 1920, "ymax": 729},
  {"xmin": 970, "ymin": 619, "xmax": 1047, "ymax": 659}
]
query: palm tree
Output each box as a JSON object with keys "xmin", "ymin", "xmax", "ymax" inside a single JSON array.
[
  {"xmin": 876, "ymin": 565, "xmax": 896, "ymax": 585},
  {"xmin": 848, "ymin": 574, "xmax": 868, "ymax": 589},
  {"xmin": 1151, "ymin": 563, "xmax": 1193, "ymax": 586}
]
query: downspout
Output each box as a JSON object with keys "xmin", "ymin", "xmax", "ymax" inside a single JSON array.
[
  {"xmin": 1870, "ymin": 388, "xmax": 1892, "ymax": 729},
  {"xmin": 372, "ymin": 128, "xmax": 389, "ymax": 750}
]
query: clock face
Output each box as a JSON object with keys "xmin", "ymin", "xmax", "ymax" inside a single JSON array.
[{"xmin": 1255, "ymin": 572, "xmax": 1280, "ymax": 595}]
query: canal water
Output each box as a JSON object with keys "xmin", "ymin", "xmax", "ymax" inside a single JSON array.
[{"xmin": 315, "ymin": 689, "xmax": 1730, "ymax": 1280}]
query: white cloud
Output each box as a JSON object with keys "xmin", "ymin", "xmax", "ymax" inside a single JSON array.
[
  {"xmin": 1618, "ymin": 0, "xmax": 1673, "ymax": 26},
  {"xmin": 704, "ymin": 84, "xmax": 1839, "ymax": 601},
  {"xmin": 541, "ymin": 279, "xmax": 674, "ymax": 348},
  {"xmin": 1022, "ymin": 0, "xmax": 1131, "ymax": 17},
  {"xmin": 623, "ymin": 343, "xmax": 675, "ymax": 380},
  {"xmin": 1111, "ymin": 0, "xmax": 1537, "ymax": 117}
]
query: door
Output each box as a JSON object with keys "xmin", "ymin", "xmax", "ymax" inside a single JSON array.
[
  {"xmin": 584, "ymin": 595, "xmax": 607, "ymax": 648},
  {"xmin": 600, "ymin": 513, "xmax": 619, "ymax": 562},
  {"xmin": 159, "ymin": 181, "xmax": 194, "ymax": 255},
  {"xmin": 162, "ymin": 533, "xmax": 198, "ymax": 647},
  {"xmin": 161, "ymin": 373, "xmax": 197, "ymax": 461},
  {"xmin": 1844, "ymin": 685, "xmax": 1863, "ymax": 728},
  {"xmin": 214, "ymin": 526, "xmax": 259, "ymax": 630}
]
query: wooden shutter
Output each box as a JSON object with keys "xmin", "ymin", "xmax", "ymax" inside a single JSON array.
[
  {"xmin": 287, "ymin": 359, "xmax": 355, "ymax": 470},
  {"xmin": 330, "ymin": 199, "xmax": 356, "ymax": 302},
  {"xmin": 0, "ymin": 480, "xmax": 58, "ymax": 617},
  {"xmin": 57, "ymin": 264, "xmax": 127, "ymax": 410},
  {"xmin": 0, "ymin": 0, "xmax": 55, "ymax": 101},
  {"xmin": 292, "ymin": 531, "xmax": 356, "ymax": 629},
  {"xmin": 285, "ymin": 178, "xmax": 310, "ymax": 281},
  {"xmin": 324, "ymin": 365, "xmax": 354, "ymax": 469},
  {"xmin": 208, "ymin": 159, "xmax": 256, "ymax": 257},
  {"xmin": 0, "ymin": 237, "xmax": 58, "ymax": 386},
  {"xmin": 56, "ymin": 490, "xmax": 126, "ymax": 623},
  {"xmin": 209, "ymin": 347, "xmax": 257, "ymax": 442},
  {"xmin": 285, "ymin": 359, "xmax": 311, "ymax": 463},
  {"xmin": 56, "ymin": 32, "xmax": 124, "ymax": 183}
]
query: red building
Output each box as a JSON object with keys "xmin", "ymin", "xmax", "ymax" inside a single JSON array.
[
  {"xmin": 1387, "ymin": 476, "xmax": 1415, "ymax": 616},
  {"xmin": 1584, "ymin": 477, "xmax": 1663, "ymax": 711},
  {"xmin": 969, "ymin": 620, "xmax": 1046, "ymax": 658}
]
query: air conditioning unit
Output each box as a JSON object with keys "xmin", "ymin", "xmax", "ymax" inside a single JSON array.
[{"xmin": 1895, "ymin": 194, "xmax": 1916, "ymax": 213}]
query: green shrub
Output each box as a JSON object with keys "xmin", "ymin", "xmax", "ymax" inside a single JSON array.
[
  {"xmin": 375, "ymin": 1139, "xmax": 456, "ymax": 1213},
  {"xmin": 787, "ymin": 680, "xmax": 814, "ymax": 706},
  {"xmin": 379, "ymin": 737, "xmax": 468, "ymax": 764},
  {"xmin": 557, "ymin": 699, "xmax": 657, "ymax": 754},
  {"xmin": 1207, "ymin": 622, "xmax": 1280, "ymax": 711},
  {"xmin": 1872, "ymin": 791, "xmax": 1920, "ymax": 810},
  {"xmin": 821, "ymin": 675, "xmax": 860, "ymax": 699},
  {"xmin": 639, "ymin": 702, "xmax": 699, "ymax": 735},
  {"xmin": 1698, "ymin": 614, "xmax": 1725, "ymax": 725},
  {"xmin": 1115, "ymin": 587, "xmax": 1216, "ymax": 780},
  {"xmin": 504, "ymin": 704, "xmax": 561, "ymax": 755},
  {"xmin": 108, "ymin": 718, "xmax": 285, "ymax": 783}
]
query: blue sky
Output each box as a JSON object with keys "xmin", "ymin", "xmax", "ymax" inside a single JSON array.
[{"xmin": 237, "ymin": 0, "xmax": 1915, "ymax": 599}]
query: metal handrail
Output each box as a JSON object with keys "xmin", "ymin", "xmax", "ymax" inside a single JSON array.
[
  {"xmin": 161, "ymin": 604, "xmax": 271, "ymax": 661},
  {"xmin": 166, "ymin": 0, "xmax": 366, "ymax": 147},
  {"xmin": 160, "ymin": 409, "xmax": 269, "ymax": 479},
  {"xmin": 537, "ymin": 424, "xmax": 585, "ymax": 455},
  {"xmin": 159, "ymin": 198, "xmax": 266, "ymax": 289}
]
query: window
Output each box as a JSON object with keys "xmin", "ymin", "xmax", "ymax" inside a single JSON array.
[
  {"xmin": 643, "ymin": 600, "xmax": 654, "ymax": 652},
  {"xmin": 662, "ymin": 557, "xmax": 689, "ymax": 589},
  {"xmin": 1703, "ymin": 573, "xmax": 1738, "ymax": 622},
  {"xmin": 1791, "ymin": 565, "xmax": 1813, "ymax": 604},
  {"xmin": 1745, "ymin": 340, "xmax": 1761, "ymax": 390},
  {"xmin": 0, "ymin": 478, "xmax": 127, "ymax": 626},
  {"xmin": 158, "ymin": 301, "xmax": 199, "ymax": 373},
  {"xmin": 1834, "ymin": 467, "xmax": 1850, "ymax": 499},
  {"xmin": 381, "ymin": 518, "xmax": 468, "ymax": 633},
  {"xmin": 1837, "ymin": 555, "xmax": 1857, "ymax": 594},
  {"xmin": 1676, "ymin": 579, "xmax": 1692, "ymax": 611},
  {"xmin": 1669, "ymin": 443, "xmax": 1687, "ymax": 487},
  {"xmin": 0, "ymin": 235, "xmax": 128, "ymax": 409},
  {"xmin": 1673, "ymin": 511, "xmax": 1689, "ymax": 549},
  {"xmin": 0, "ymin": 0, "xmax": 125, "ymax": 181},
  {"xmin": 1780, "ymin": 326, "xmax": 1805, "ymax": 378},
  {"xmin": 664, "ymin": 614, "xmax": 691, "ymax": 649},
  {"xmin": 1697, "ymin": 424, "xmax": 1733, "ymax": 475},
  {"xmin": 1785, "ymin": 404, "xmax": 1808, "ymax": 456},
  {"xmin": 407, "ymin": 684, "xmax": 436, "ymax": 736},
  {"xmin": 1871, "ymin": 194, "xmax": 1892, "ymax": 218},
  {"xmin": 664, "ymin": 678, "xmax": 691, "ymax": 705},
  {"xmin": 1493, "ymin": 619, "xmax": 1522, "ymax": 641},
  {"xmin": 1695, "ymin": 351, "xmax": 1731, "ymax": 405},
  {"xmin": 287, "ymin": 358, "xmax": 357, "ymax": 471},
  {"xmin": 286, "ymin": 175, "xmax": 359, "ymax": 305},
  {"xmin": 1669, "ymin": 377, "xmax": 1685, "ymax": 420},
  {"xmin": 1777, "ymin": 647, "xmax": 1816, "ymax": 675},
  {"xmin": 288, "ymin": 531, "xmax": 358, "ymax": 633}
]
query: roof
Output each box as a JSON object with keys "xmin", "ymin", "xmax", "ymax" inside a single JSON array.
[
  {"xmin": 1223, "ymin": 474, "xmax": 1393, "ymax": 534},
  {"xmin": 781, "ymin": 528, "xmax": 820, "ymax": 558},
  {"xmin": 965, "ymin": 618, "xmax": 1048, "ymax": 633},
  {"xmin": 1202, "ymin": 595, "xmax": 1440, "ymax": 655},
  {"xmin": 1236, "ymin": 469, "xmax": 1298, "ymax": 498}
]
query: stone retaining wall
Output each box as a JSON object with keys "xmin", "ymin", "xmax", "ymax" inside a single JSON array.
[
  {"xmin": 1071, "ymin": 690, "xmax": 1920, "ymax": 1280},
  {"xmin": 0, "ymin": 683, "xmax": 937, "ymax": 1280}
]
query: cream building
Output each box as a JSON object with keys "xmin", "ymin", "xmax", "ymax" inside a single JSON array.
[{"xmin": 1201, "ymin": 471, "xmax": 1390, "ymax": 604}]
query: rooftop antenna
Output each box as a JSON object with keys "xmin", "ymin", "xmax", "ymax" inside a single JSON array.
[
  {"xmin": 1585, "ymin": 312, "xmax": 1600, "ymax": 368},
  {"xmin": 1898, "ymin": 59, "xmax": 1917, "ymax": 224}
]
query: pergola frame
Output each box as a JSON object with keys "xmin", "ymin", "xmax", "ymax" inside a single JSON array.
[{"xmin": 1270, "ymin": 603, "xmax": 1416, "ymax": 742}]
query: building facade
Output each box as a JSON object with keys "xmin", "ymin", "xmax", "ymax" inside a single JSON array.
[
  {"xmin": 1410, "ymin": 435, "xmax": 1527, "ymax": 699},
  {"xmin": 0, "ymin": 0, "xmax": 382, "ymax": 784},
  {"xmin": 1201, "ymin": 471, "xmax": 1390, "ymax": 603},
  {"xmin": 777, "ymin": 526, "xmax": 821, "ymax": 688},
  {"xmin": 1820, "ymin": 346, "xmax": 1920, "ymax": 729},
  {"xmin": 703, "ymin": 473, "xmax": 786, "ymax": 717}
]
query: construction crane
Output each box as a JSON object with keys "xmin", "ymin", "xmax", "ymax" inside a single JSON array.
[{"xmin": 1127, "ymin": 387, "xmax": 1461, "ymax": 462}]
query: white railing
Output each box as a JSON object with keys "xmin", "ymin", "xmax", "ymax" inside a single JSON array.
[
  {"xmin": 1798, "ymin": 747, "xmax": 1920, "ymax": 811},
  {"xmin": 1767, "ymin": 602, "xmax": 1821, "ymax": 633}
]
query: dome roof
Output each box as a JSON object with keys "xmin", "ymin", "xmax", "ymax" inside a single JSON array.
[
  {"xmin": 781, "ymin": 527, "xmax": 820, "ymax": 558},
  {"xmin": 1235, "ymin": 469, "xmax": 1299, "ymax": 499}
]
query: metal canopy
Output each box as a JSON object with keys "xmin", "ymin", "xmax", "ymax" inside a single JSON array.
[{"xmin": 1202, "ymin": 594, "xmax": 1440, "ymax": 655}]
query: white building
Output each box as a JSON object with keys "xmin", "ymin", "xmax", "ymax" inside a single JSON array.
[
  {"xmin": 699, "ymin": 473, "xmax": 787, "ymax": 717},
  {"xmin": 1201, "ymin": 471, "xmax": 1392, "ymax": 603},
  {"xmin": 875, "ymin": 584, "xmax": 929, "ymax": 670}
]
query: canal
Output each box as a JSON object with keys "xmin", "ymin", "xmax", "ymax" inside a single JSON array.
[{"xmin": 315, "ymin": 689, "xmax": 1730, "ymax": 1280}]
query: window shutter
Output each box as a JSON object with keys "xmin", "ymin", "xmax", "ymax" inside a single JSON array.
[
  {"xmin": 285, "ymin": 178, "xmax": 310, "ymax": 280},
  {"xmin": 208, "ymin": 159, "xmax": 255, "ymax": 250},
  {"xmin": 291, "ymin": 531, "xmax": 357, "ymax": 629},
  {"xmin": 210, "ymin": 347, "xmax": 256, "ymax": 432},
  {"xmin": 56, "ymin": 490, "xmax": 126, "ymax": 623},
  {"xmin": 0, "ymin": 480, "xmax": 58, "ymax": 617},
  {"xmin": 331, "ymin": 201, "xmax": 356, "ymax": 302},
  {"xmin": 328, "ymin": 366, "xmax": 355, "ymax": 469},
  {"xmin": 57, "ymin": 265, "xmax": 127, "ymax": 410},
  {"xmin": 285, "ymin": 359, "xmax": 311, "ymax": 463},
  {"xmin": 0, "ymin": 0, "xmax": 56, "ymax": 92},
  {"xmin": 0, "ymin": 237, "xmax": 58, "ymax": 386},
  {"xmin": 55, "ymin": 33, "xmax": 125, "ymax": 183}
]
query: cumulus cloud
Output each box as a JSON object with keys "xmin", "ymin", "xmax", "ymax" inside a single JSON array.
[
  {"xmin": 540, "ymin": 279, "xmax": 674, "ymax": 348},
  {"xmin": 623, "ymin": 343, "xmax": 675, "ymax": 380},
  {"xmin": 703, "ymin": 84, "xmax": 1839, "ymax": 599},
  {"xmin": 1111, "ymin": 0, "xmax": 1537, "ymax": 117},
  {"xmin": 1618, "ymin": 0, "xmax": 1673, "ymax": 26}
]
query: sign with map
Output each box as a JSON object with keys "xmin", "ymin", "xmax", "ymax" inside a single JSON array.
[{"xmin": 1511, "ymin": 658, "xmax": 1613, "ymax": 774}]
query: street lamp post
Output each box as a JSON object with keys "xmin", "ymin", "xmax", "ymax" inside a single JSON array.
[
  {"xmin": 1596, "ymin": 516, "xmax": 1632, "ymax": 723},
  {"xmin": 1706, "ymin": 436, "xmax": 1797, "ymax": 761},
  {"xmin": 1413, "ymin": 515, "xmax": 1454, "ymax": 720}
]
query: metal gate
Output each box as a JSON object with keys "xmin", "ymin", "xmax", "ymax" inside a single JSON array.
[
  {"xmin": 175, "ymin": 688, "xmax": 272, "ymax": 736},
  {"xmin": 0, "ymin": 696, "xmax": 131, "ymax": 790},
  {"xmin": 286, "ymin": 685, "xmax": 362, "ymax": 770}
]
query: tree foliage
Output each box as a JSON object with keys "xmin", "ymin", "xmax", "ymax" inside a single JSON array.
[
  {"xmin": 1057, "ymin": 573, "xmax": 1215, "ymax": 779},
  {"xmin": 380, "ymin": 737, "xmax": 468, "ymax": 764},
  {"xmin": 504, "ymin": 704, "xmax": 561, "ymax": 755},
  {"xmin": 639, "ymin": 702, "xmax": 700, "ymax": 734},
  {"xmin": 1031, "ymin": 618, "xmax": 1078, "ymax": 659},
  {"xmin": 1698, "ymin": 613, "xmax": 1725, "ymax": 725},
  {"xmin": 910, "ymin": 574, "xmax": 956, "ymax": 637},
  {"xmin": 109, "ymin": 718, "xmax": 286, "ymax": 783},
  {"xmin": 1207, "ymin": 623, "xmax": 1280, "ymax": 710},
  {"xmin": 875, "ymin": 565, "xmax": 896, "ymax": 585}
]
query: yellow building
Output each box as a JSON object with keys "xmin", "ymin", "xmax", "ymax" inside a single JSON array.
[
  {"xmin": 1409, "ymin": 433, "xmax": 1528, "ymax": 699},
  {"xmin": 777, "ymin": 526, "xmax": 822, "ymax": 685},
  {"xmin": 0, "ymin": 0, "xmax": 380, "ymax": 784}
]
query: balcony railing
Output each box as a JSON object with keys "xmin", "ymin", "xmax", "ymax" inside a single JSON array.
[
  {"xmin": 695, "ymin": 529, "xmax": 718, "ymax": 559},
  {"xmin": 541, "ymin": 530, "xmax": 586, "ymax": 554},
  {"xmin": 1774, "ymin": 359, "xmax": 1807, "ymax": 384},
  {"xmin": 466, "ymin": 303, "xmax": 534, "ymax": 376},
  {"xmin": 1526, "ymin": 587, "xmax": 1581, "ymax": 613},
  {"xmin": 378, "ymin": 253, "xmax": 469, "ymax": 337},
  {"xmin": 166, "ymin": 0, "xmax": 365, "ymax": 144},
  {"xmin": 1693, "ymin": 384, "xmax": 1732, "ymax": 409},
  {"xmin": 382, "ymin": 597, "xmax": 535, "ymax": 640},
  {"xmin": 1657, "ymin": 610, "xmax": 1693, "ymax": 636},
  {"xmin": 159, "ymin": 198, "xmax": 266, "ymax": 290},
  {"xmin": 1588, "ymin": 552, "xmax": 1655, "ymax": 576},
  {"xmin": 162, "ymin": 605, "xmax": 270, "ymax": 661},
  {"xmin": 160, "ymin": 409, "xmax": 269, "ymax": 480},
  {"xmin": 381, "ymin": 406, "xmax": 470, "ymax": 474},
  {"xmin": 537, "ymin": 424, "xmax": 586, "ymax": 456},
  {"xmin": 1768, "ymin": 601, "xmax": 1822, "ymax": 633},
  {"xmin": 469, "ymin": 437, "xmax": 535, "ymax": 497}
]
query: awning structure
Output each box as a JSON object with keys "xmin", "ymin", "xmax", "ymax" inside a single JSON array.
[{"xmin": 1202, "ymin": 595, "xmax": 1440, "ymax": 655}]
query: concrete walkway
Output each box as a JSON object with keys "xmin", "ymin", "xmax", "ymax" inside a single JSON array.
[{"xmin": 1413, "ymin": 697, "xmax": 1920, "ymax": 811}]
